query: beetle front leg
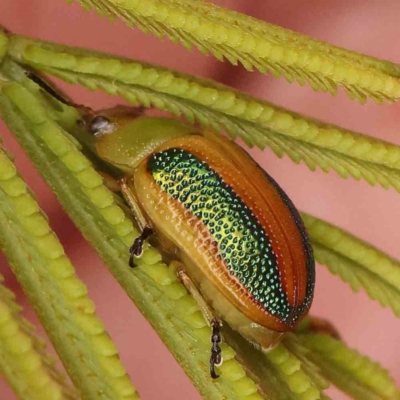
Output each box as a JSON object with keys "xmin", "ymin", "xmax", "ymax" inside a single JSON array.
[
  {"xmin": 129, "ymin": 226, "xmax": 154, "ymax": 266},
  {"xmin": 119, "ymin": 177, "xmax": 154, "ymax": 267},
  {"xmin": 172, "ymin": 263, "xmax": 223, "ymax": 379}
]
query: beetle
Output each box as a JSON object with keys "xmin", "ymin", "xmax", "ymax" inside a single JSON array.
[
  {"xmin": 83, "ymin": 107, "xmax": 315, "ymax": 379},
  {"xmin": 25, "ymin": 70, "xmax": 315, "ymax": 377}
]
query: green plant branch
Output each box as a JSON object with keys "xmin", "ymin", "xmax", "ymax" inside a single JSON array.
[
  {"xmin": 6, "ymin": 34, "xmax": 400, "ymax": 193},
  {"xmin": 14, "ymin": 46, "xmax": 400, "ymax": 321},
  {"xmin": 6, "ymin": 37, "xmax": 400, "ymax": 315},
  {"xmin": 0, "ymin": 274, "xmax": 79, "ymax": 400},
  {"xmin": 282, "ymin": 334, "xmax": 330, "ymax": 393},
  {"xmin": 0, "ymin": 59, "xmax": 331, "ymax": 400},
  {"xmin": 302, "ymin": 214, "xmax": 400, "ymax": 317},
  {"xmin": 0, "ymin": 136, "xmax": 139, "ymax": 399},
  {"xmin": 2, "ymin": 39, "xmax": 400, "ymax": 399},
  {"xmin": 297, "ymin": 333, "xmax": 400, "ymax": 400},
  {"xmin": 34, "ymin": 57, "xmax": 400, "ymax": 396},
  {"xmin": 264, "ymin": 343, "xmax": 326, "ymax": 400},
  {"xmin": 72, "ymin": 0, "xmax": 400, "ymax": 103},
  {"xmin": 225, "ymin": 327, "xmax": 330, "ymax": 400}
]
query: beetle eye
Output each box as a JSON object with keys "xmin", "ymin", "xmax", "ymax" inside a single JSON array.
[{"xmin": 89, "ymin": 115, "xmax": 111, "ymax": 135}]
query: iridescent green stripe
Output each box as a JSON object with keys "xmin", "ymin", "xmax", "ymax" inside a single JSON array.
[{"xmin": 148, "ymin": 148, "xmax": 291, "ymax": 321}]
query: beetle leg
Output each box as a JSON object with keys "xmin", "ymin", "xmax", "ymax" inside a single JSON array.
[
  {"xmin": 99, "ymin": 172, "xmax": 121, "ymax": 193},
  {"xmin": 129, "ymin": 227, "xmax": 154, "ymax": 267},
  {"xmin": 119, "ymin": 177, "xmax": 148, "ymax": 230},
  {"xmin": 25, "ymin": 69, "xmax": 96, "ymax": 118},
  {"xmin": 210, "ymin": 319, "xmax": 223, "ymax": 379},
  {"xmin": 119, "ymin": 177, "xmax": 154, "ymax": 267},
  {"xmin": 173, "ymin": 263, "xmax": 223, "ymax": 379}
]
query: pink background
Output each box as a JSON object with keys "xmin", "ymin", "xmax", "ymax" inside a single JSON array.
[{"xmin": 1, "ymin": 1, "xmax": 400, "ymax": 399}]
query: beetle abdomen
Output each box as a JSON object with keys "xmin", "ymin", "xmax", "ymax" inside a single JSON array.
[{"xmin": 134, "ymin": 134, "xmax": 314, "ymax": 332}]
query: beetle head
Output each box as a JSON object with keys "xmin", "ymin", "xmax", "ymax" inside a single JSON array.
[{"xmin": 87, "ymin": 106, "xmax": 195, "ymax": 173}]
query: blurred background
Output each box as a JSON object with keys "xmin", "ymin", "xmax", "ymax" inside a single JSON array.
[{"xmin": 1, "ymin": 1, "xmax": 400, "ymax": 399}]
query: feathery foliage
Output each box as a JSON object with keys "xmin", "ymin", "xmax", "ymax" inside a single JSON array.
[
  {"xmin": 303, "ymin": 214, "xmax": 400, "ymax": 317},
  {"xmin": 298, "ymin": 334, "xmax": 400, "ymax": 400},
  {"xmin": 0, "ymin": 130, "xmax": 138, "ymax": 400},
  {"xmin": 74, "ymin": 0, "xmax": 400, "ymax": 104},
  {"xmin": 7, "ymin": 36, "xmax": 400, "ymax": 194},
  {"xmin": 0, "ymin": 58, "xmax": 330, "ymax": 400},
  {"xmin": 0, "ymin": 2, "xmax": 400, "ymax": 399},
  {"xmin": 0, "ymin": 275, "xmax": 78, "ymax": 400}
]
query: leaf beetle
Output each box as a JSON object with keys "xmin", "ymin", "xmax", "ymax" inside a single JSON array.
[
  {"xmin": 26, "ymin": 69, "xmax": 315, "ymax": 378},
  {"xmin": 84, "ymin": 106, "xmax": 316, "ymax": 379}
]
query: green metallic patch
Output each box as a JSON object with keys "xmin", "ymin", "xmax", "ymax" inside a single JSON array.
[{"xmin": 148, "ymin": 148, "xmax": 291, "ymax": 321}]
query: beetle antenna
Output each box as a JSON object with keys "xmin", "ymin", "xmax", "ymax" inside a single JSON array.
[
  {"xmin": 210, "ymin": 319, "xmax": 223, "ymax": 379},
  {"xmin": 26, "ymin": 70, "xmax": 73, "ymax": 106},
  {"xmin": 25, "ymin": 69, "xmax": 95, "ymax": 117}
]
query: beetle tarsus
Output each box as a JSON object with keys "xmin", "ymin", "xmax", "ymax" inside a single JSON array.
[
  {"xmin": 129, "ymin": 226, "xmax": 154, "ymax": 267},
  {"xmin": 210, "ymin": 319, "xmax": 223, "ymax": 379}
]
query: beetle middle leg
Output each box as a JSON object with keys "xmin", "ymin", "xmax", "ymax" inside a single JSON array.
[
  {"xmin": 119, "ymin": 177, "xmax": 154, "ymax": 267},
  {"xmin": 210, "ymin": 319, "xmax": 223, "ymax": 379},
  {"xmin": 172, "ymin": 262, "xmax": 223, "ymax": 379}
]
